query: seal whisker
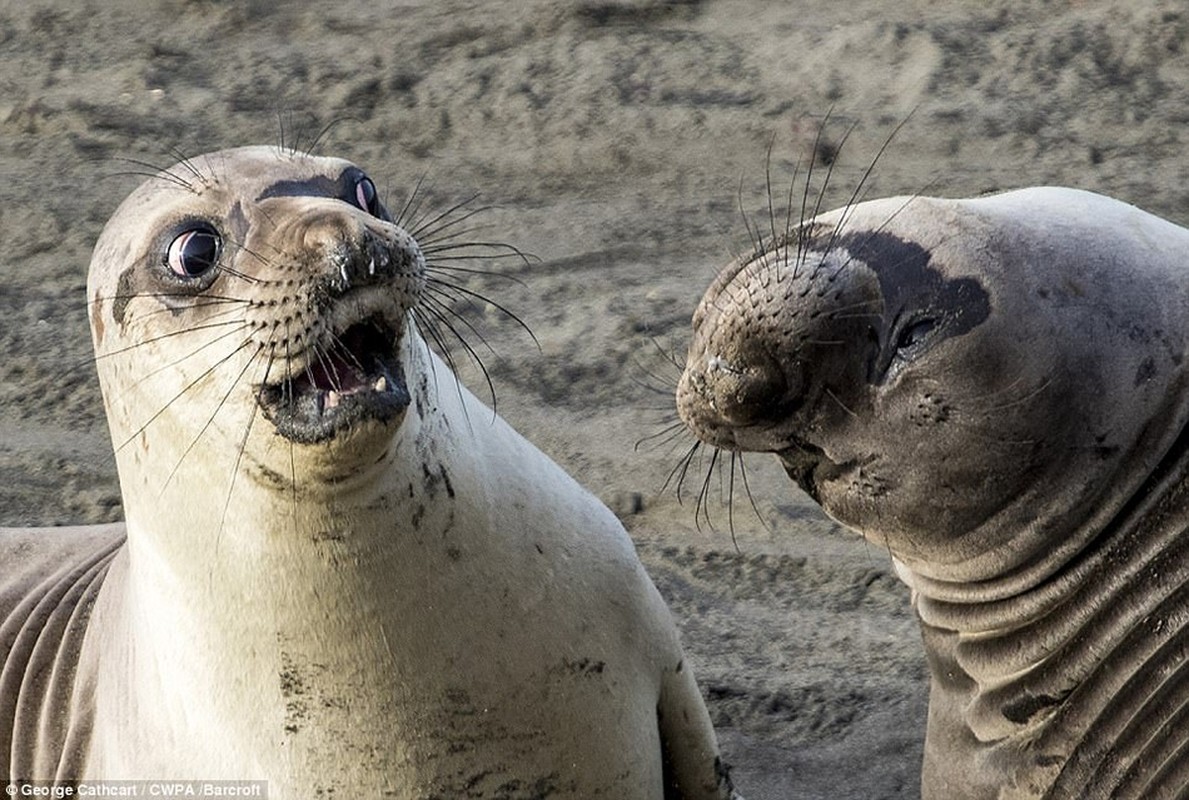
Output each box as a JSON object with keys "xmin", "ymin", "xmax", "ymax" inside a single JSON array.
[
  {"xmin": 403, "ymin": 193, "xmax": 484, "ymax": 242},
  {"xmin": 824, "ymin": 387, "xmax": 859, "ymax": 419},
  {"xmin": 424, "ymin": 276, "xmax": 539, "ymax": 347},
  {"xmin": 634, "ymin": 420, "xmax": 692, "ymax": 454},
  {"xmin": 792, "ymin": 110, "xmax": 847, "ymax": 278},
  {"xmin": 115, "ymin": 336, "xmax": 258, "ymax": 455},
  {"xmin": 107, "ymin": 157, "xmax": 201, "ymax": 193},
  {"xmin": 736, "ymin": 176, "xmax": 765, "ymax": 267},
  {"xmin": 160, "ymin": 342, "xmax": 266, "ymax": 494},
  {"xmin": 818, "ymin": 112, "xmax": 916, "ymax": 266},
  {"xmin": 88, "ymin": 292, "xmax": 252, "ymax": 309},
  {"xmin": 162, "ymin": 146, "xmax": 209, "ymax": 185},
  {"xmin": 735, "ymin": 451, "xmax": 768, "ymax": 533},
  {"xmin": 823, "ymin": 297, "xmax": 884, "ymax": 320},
  {"xmin": 663, "ymin": 439, "xmax": 703, "ymax": 505},
  {"xmin": 86, "ymin": 319, "xmax": 250, "ymax": 367},
  {"xmin": 127, "ymin": 321, "xmax": 255, "ymax": 393},
  {"xmin": 387, "ymin": 173, "xmax": 430, "ymax": 231},
  {"xmin": 215, "ymin": 346, "xmax": 270, "ymax": 556},
  {"xmin": 413, "ymin": 296, "xmax": 499, "ymax": 412},
  {"xmin": 102, "ymin": 169, "xmax": 198, "ymax": 192},
  {"xmin": 973, "ymin": 377, "xmax": 1054, "ymax": 412},
  {"xmin": 420, "ymin": 286, "xmax": 500, "ymax": 359},
  {"xmin": 693, "ymin": 446, "xmax": 723, "ymax": 532}
]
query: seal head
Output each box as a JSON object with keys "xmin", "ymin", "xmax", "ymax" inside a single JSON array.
[
  {"xmin": 89, "ymin": 146, "xmax": 422, "ymax": 473},
  {"xmin": 679, "ymin": 188, "xmax": 1189, "ymax": 798},
  {"xmin": 680, "ymin": 192, "xmax": 1188, "ymax": 585}
]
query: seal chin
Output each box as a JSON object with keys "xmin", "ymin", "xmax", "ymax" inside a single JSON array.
[{"xmin": 257, "ymin": 314, "xmax": 411, "ymax": 444}]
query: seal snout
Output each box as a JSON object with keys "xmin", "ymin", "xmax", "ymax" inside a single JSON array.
[
  {"xmin": 243, "ymin": 193, "xmax": 429, "ymax": 445},
  {"xmin": 323, "ymin": 224, "xmax": 423, "ymax": 298},
  {"xmin": 677, "ymin": 336, "xmax": 800, "ymax": 452}
]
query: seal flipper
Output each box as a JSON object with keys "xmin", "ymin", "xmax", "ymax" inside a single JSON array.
[
  {"xmin": 0, "ymin": 524, "xmax": 125, "ymax": 781},
  {"xmin": 658, "ymin": 658, "xmax": 741, "ymax": 799}
]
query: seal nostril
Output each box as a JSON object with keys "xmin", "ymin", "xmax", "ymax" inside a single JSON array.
[{"xmin": 706, "ymin": 351, "xmax": 794, "ymax": 428}]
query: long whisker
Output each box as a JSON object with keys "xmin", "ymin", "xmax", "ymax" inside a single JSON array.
[
  {"xmin": 128, "ymin": 320, "xmax": 255, "ymax": 392},
  {"xmin": 694, "ymin": 446, "xmax": 722, "ymax": 532},
  {"xmin": 216, "ymin": 345, "xmax": 270, "ymax": 555},
  {"xmin": 161, "ymin": 341, "xmax": 264, "ymax": 493},
  {"xmin": 116, "ymin": 335, "xmax": 257, "ymax": 454},
  {"xmin": 87, "ymin": 318, "xmax": 249, "ymax": 368},
  {"xmin": 663, "ymin": 439, "xmax": 702, "ymax": 503}
]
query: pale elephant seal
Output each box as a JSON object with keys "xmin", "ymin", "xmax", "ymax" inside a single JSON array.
[
  {"xmin": 1, "ymin": 146, "xmax": 737, "ymax": 799},
  {"xmin": 678, "ymin": 187, "xmax": 1189, "ymax": 799}
]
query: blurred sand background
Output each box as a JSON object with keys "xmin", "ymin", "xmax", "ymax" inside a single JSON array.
[{"xmin": 2, "ymin": 1, "xmax": 1188, "ymax": 797}]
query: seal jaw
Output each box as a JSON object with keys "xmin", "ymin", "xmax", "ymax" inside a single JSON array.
[{"xmin": 257, "ymin": 315, "xmax": 411, "ymax": 444}]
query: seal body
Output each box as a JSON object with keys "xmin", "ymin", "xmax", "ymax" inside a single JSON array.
[
  {"xmin": 1, "ymin": 146, "xmax": 735, "ymax": 799},
  {"xmin": 678, "ymin": 187, "xmax": 1189, "ymax": 799}
]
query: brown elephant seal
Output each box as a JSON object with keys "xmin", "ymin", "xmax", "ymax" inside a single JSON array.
[
  {"xmin": 677, "ymin": 187, "xmax": 1189, "ymax": 799},
  {"xmin": 1, "ymin": 146, "xmax": 737, "ymax": 799}
]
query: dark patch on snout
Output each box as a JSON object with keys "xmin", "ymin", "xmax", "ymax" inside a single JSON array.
[
  {"xmin": 256, "ymin": 168, "xmax": 393, "ymax": 222},
  {"xmin": 833, "ymin": 231, "xmax": 991, "ymax": 374}
]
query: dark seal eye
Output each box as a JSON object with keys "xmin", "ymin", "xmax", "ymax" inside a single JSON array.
[
  {"xmin": 895, "ymin": 318, "xmax": 936, "ymax": 352},
  {"xmin": 165, "ymin": 227, "xmax": 222, "ymax": 279},
  {"xmin": 354, "ymin": 176, "xmax": 380, "ymax": 217}
]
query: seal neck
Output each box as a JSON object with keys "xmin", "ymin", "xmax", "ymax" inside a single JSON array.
[
  {"xmin": 904, "ymin": 421, "xmax": 1189, "ymax": 796},
  {"xmin": 91, "ymin": 341, "xmax": 489, "ymax": 779}
]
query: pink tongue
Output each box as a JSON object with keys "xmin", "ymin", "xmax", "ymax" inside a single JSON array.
[{"xmin": 309, "ymin": 352, "xmax": 368, "ymax": 392}]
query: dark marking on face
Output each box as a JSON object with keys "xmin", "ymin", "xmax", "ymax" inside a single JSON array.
[
  {"xmin": 1136, "ymin": 357, "xmax": 1157, "ymax": 386},
  {"xmin": 831, "ymin": 231, "xmax": 991, "ymax": 381},
  {"xmin": 255, "ymin": 168, "xmax": 392, "ymax": 222},
  {"xmin": 252, "ymin": 463, "xmax": 289, "ymax": 489},
  {"xmin": 257, "ymin": 174, "xmax": 343, "ymax": 203},
  {"xmin": 113, "ymin": 267, "xmax": 136, "ymax": 327},
  {"xmin": 227, "ymin": 199, "xmax": 250, "ymax": 246}
]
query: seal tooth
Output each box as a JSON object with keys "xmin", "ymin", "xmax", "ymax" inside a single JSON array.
[
  {"xmin": 326, "ymin": 390, "xmax": 342, "ymax": 410},
  {"xmin": 368, "ymin": 257, "xmax": 376, "ymax": 277},
  {"xmin": 374, "ymin": 375, "xmax": 388, "ymax": 392}
]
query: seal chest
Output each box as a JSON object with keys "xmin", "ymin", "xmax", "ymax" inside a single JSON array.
[
  {"xmin": 679, "ymin": 187, "xmax": 1189, "ymax": 799},
  {"xmin": 2, "ymin": 146, "xmax": 737, "ymax": 800}
]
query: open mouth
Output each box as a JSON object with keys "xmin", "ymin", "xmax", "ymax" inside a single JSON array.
[{"xmin": 257, "ymin": 315, "xmax": 411, "ymax": 444}]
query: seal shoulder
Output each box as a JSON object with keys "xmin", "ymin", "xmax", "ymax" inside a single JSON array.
[{"xmin": 1, "ymin": 524, "xmax": 125, "ymax": 780}]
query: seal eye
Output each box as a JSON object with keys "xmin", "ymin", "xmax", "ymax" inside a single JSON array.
[
  {"xmin": 165, "ymin": 227, "xmax": 222, "ymax": 279},
  {"xmin": 896, "ymin": 318, "xmax": 936, "ymax": 352},
  {"xmin": 354, "ymin": 177, "xmax": 380, "ymax": 217}
]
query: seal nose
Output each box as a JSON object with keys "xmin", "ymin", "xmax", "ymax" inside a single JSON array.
[
  {"xmin": 677, "ymin": 340, "xmax": 796, "ymax": 449},
  {"xmin": 325, "ymin": 227, "xmax": 418, "ymax": 297}
]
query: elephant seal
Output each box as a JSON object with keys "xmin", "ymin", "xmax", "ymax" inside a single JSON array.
[
  {"xmin": 1, "ymin": 146, "xmax": 737, "ymax": 799},
  {"xmin": 677, "ymin": 187, "xmax": 1189, "ymax": 799}
]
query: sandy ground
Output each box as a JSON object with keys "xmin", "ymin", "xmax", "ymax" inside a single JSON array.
[{"xmin": 3, "ymin": 1, "xmax": 1189, "ymax": 797}]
